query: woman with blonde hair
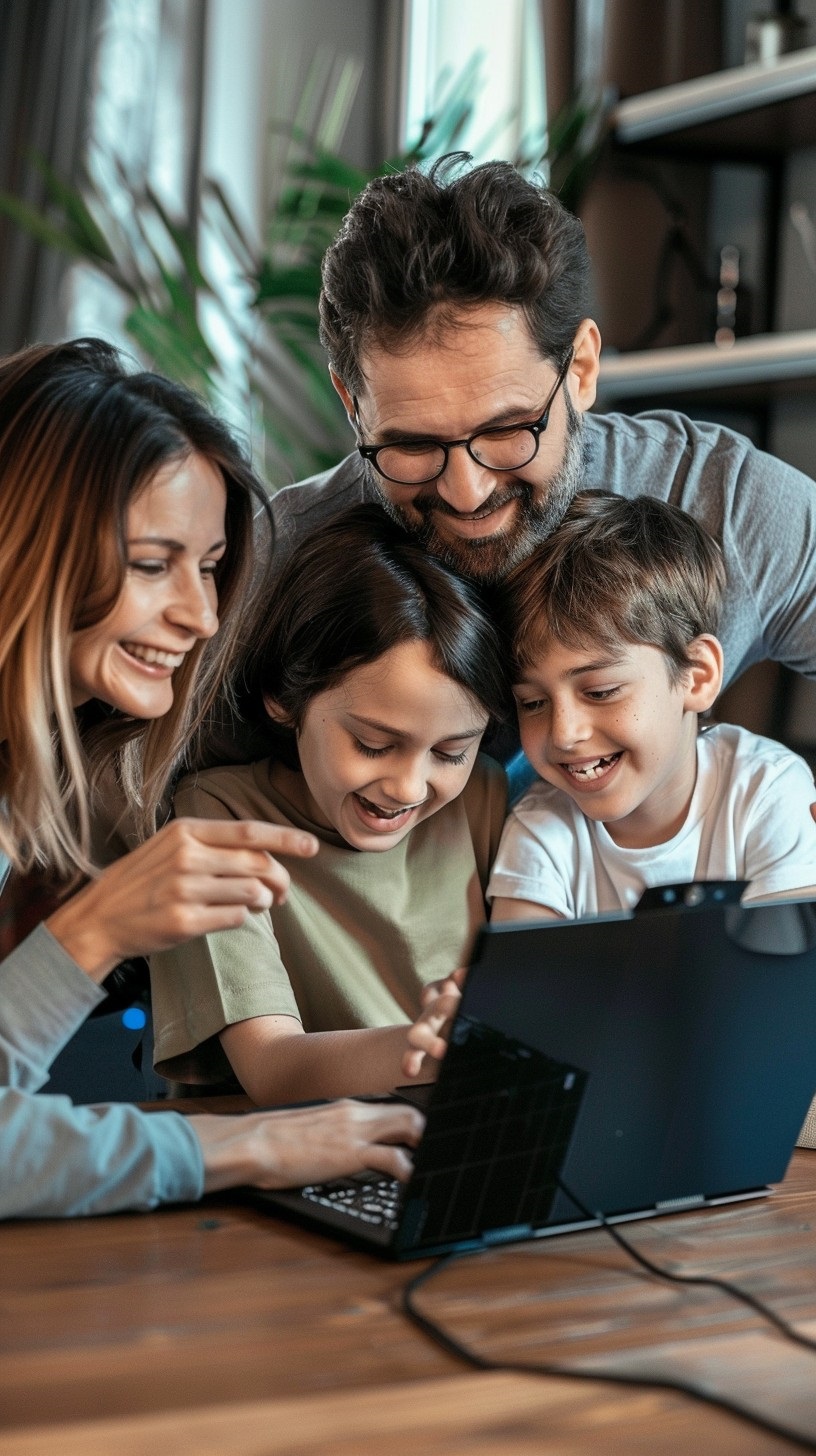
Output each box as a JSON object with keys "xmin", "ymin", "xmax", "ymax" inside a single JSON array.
[{"xmin": 0, "ymin": 337, "xmax": 421, "ymax": 1218}]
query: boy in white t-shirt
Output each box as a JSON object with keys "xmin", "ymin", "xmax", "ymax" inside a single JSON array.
[
  {"xmin": 402, "ymin": 489, "xmax": 816, "ymax": 1084},
  {"xmin": 486, "ymin": 489, "xmax": 816, "ymax": 923}
]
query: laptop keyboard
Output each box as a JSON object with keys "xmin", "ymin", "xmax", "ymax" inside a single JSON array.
[
  {"xmin": 294, "ymin": 1022, "xmax": 587, "ymax": 1247},
  {"xmin": 300, "ymin": 1174, "xmax": 402, "ymax": 1229}
]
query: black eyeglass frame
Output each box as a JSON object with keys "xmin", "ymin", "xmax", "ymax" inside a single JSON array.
[{"xmin": 353, "ymin": 348, "xmax": 574, "ymax": 486}]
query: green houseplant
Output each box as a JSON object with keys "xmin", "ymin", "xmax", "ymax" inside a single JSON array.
[{"xmin": 0, "ymin": 57, "xmax": 605, "ymax": 485}]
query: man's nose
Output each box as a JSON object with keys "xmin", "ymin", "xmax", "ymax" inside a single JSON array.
[{"xmin": 434, "ymin": 444, "xmax": 498, "ymax": 514}]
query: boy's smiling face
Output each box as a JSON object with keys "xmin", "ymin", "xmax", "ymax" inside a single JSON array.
[{"xmin": 513, "ymin": 635, "xmax": 722, "ymax": 849}]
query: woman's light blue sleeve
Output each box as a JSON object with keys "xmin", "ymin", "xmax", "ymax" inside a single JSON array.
[
  {"xmin": 0, "ymin": 923, "xmax": 204, "ymax": 1218},
  {"xmin": 0, "ymin": 923, "xmax": 107, "ymax": 1089}
]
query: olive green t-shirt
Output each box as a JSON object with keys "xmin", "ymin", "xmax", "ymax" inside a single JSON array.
[{"xmin": 150, "ymin": 754, "xmax": 507, "ymax": 1085}]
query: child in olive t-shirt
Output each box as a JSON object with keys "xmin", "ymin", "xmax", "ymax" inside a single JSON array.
[{"xmin": 150, "ymin": 505, "xmax": 507, "ymax": 1105}]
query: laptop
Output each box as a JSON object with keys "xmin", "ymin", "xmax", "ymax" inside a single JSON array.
[{"xmin": 252, "ymin": 884, "xmax": 816, "ymax": 1259}]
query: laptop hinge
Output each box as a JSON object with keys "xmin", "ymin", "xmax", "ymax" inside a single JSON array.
[
  {"xmin": 655, "ymin": 1193, "xmax": 705, "ymax": 1211},
  {"xmin": 481, "ymin": 1224, "xmax": 534, "ymax": 1247}
]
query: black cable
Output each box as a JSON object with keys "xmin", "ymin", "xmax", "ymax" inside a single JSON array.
[
  {"xmin": 401, "ymin": 1205, "xmax": 816, "ymax": 1453},
  {"xmin": 556, "ymin": 1174, "xmax": 816, "ymax": 1355}
]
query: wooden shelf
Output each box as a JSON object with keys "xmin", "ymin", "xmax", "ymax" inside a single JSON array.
[
  {"xmin": 613, "ymin": 47, "xmax": 816, "ymax": 158},
  {"xmin": 597, "ymin": 330, "xmax": 816, "ymax": 404},
  {"xmin": 599, "ymin": 47, "xmax": 816, "ymax": 417}
]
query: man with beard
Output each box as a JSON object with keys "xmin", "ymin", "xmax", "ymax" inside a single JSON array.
[{"xmin": 268, "ymin": 155, "xmax": 816, "ymax": 762}]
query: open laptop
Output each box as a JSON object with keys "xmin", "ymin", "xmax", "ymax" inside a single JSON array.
[{"xmin": 252, "ymin": 884, "xmax": 816, "ymax": 1259}]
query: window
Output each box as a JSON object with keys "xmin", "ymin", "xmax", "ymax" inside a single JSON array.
[{"xmin": 402, "ymin": 0, "xmax": 547, "ymax": 164}]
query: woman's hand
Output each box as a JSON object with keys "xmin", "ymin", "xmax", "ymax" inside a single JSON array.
[
  {"xmin": 401, "ymin": 967, "xmax": 467, "ymax": 1081},
  {"xmin": 194, "ymin": 1098, "xmax": 425, "ymax": 1191},
  {"xmin": 44, "ymin": 818, "xmax": 319, "ymax": 982}
]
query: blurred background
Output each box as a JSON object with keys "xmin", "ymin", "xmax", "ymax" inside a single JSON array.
[
  {"xmin": 4, "ymin": 0, "xmax": 815, "ymax": 742},
  {"xmin": 3, "ymin": 0, "xmax": 816, "ymax": 1094}
]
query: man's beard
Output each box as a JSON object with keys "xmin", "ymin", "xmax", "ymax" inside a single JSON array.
[{"xmin": 372, "ymin": 396, "xmax": 586, "ymax": 583}]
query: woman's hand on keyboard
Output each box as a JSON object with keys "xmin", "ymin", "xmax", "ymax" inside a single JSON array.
[{"xmin": 196, "ymin": 1098, "xmax": 426, "ymax": 1191}]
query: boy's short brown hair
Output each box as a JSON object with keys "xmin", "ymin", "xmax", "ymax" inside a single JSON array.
[{"xmin": 501, "ymin": 490, "xmax": 727, "ymax": 684}]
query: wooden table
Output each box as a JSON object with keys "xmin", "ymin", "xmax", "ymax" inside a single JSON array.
[{"xmin": 2, "ymin": 1142, "xmax": 816, "ymax": 1454}]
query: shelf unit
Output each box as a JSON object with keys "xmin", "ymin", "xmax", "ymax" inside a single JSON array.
[
  {"xmin": 596, "ymin": 48, "xmax": 816, "ymax": 409},
  {"xmin": 595, "ymin": 41, "xmax": 816, "ymax": 739},
  {"xmin": 598, "ymin": 329, "xmax": 816, "ymax": 405},
  {"xmin": 613, "ymin": 45, "xmax": 816, "ymax": 156}
]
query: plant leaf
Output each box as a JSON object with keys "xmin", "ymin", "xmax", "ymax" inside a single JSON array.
[
  {"xmin": 32, "ymin": 154, "xmax": 118, "ymax": 263},
  {"xmin": 0, "ymin": 190, "xmax": 87, "ymax": 257}
]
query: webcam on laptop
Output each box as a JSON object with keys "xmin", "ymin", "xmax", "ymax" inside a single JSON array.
[{"xmin": 636, "ymin": 880, "xmax": 748, "ymax": 912}]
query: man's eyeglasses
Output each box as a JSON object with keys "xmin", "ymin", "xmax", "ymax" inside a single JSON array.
[{"xmin": 354, "ymin": 350, "xmax": 573, "ymax": 487}]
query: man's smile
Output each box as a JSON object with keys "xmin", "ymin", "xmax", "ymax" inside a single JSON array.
[{"xmin": 432, "ymin": 498, "xmax": 518, "ymax": 539}]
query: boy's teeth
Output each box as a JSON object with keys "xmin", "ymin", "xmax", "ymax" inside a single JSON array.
[{"xmin": 566, "ymin": 754, "xmax": 619, "ymax": 781}]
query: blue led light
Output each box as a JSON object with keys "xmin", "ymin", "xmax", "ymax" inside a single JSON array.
[{"xmin": 122, "ymin": 1006, "xmax": 147, "ymax": 1031}]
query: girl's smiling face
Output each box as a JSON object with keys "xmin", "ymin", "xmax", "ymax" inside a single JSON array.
[
  {"xmin": 69, "ymin": 453, "xmax": 227, "ymax": 718},
  {"xmin": 269, "ymin": 638, "xmax": 489, "ymax": 850}
]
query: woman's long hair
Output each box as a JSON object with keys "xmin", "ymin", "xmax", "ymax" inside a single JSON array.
[{"xmin": 0, "ymin": 338, "xmax": 269, "ymax": 878}]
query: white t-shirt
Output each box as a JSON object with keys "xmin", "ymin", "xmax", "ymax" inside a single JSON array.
[{"xmin": 487, "ymin": 723, "xmax": 816, "ymax": 918}]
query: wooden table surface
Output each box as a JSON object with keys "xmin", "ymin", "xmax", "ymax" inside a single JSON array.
[{"xmin": 3, "ymin": 1144, "xmax": 816, "ymax": 1454}]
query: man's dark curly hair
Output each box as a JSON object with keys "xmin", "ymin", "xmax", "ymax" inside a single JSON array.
[{"xmin": 319, "ymin": 154, "xmax": 591, "ymax": 395}]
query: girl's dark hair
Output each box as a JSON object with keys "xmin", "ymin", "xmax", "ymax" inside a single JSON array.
[{"xmin": 242, "ymin": 503, "xmax": 509, "ymax": 767}]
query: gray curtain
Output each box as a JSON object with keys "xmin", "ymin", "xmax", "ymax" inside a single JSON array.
[{"xmin": 0, "ymin": 0, "xmax": 104, "ymax": 353}]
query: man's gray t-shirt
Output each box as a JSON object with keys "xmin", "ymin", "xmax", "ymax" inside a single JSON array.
[{"xmin": 269, "ymin": 410, "xmax": 816, "ymax": 692}]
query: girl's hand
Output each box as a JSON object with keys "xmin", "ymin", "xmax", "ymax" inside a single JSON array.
[
  {"xmin": 44, "ymin": 818, "xmax": 319, "ymax": 982},
  {"xmin": 401, "ymin": 967, "xmax": 467, "ymax": 1081},
  {"xmin": 195, "ymin": 1097, "xmax": 426, "ymax": 1190}
]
